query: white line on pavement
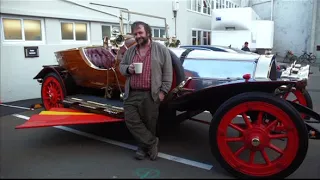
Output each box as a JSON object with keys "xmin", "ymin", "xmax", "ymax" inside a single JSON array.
[
  {"xmin": 12, "ymin": 114, "xmax": 214, "ymax": 171},
  {"xmin": 1, "ymin": 104, "xmax": 33, "ymax": 110}
]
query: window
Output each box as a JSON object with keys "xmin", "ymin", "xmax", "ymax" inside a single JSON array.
[
  {"xmin": 203, "ymin": 31, "xmax": 211, "ymax": 45},
  {"xmin": 212, "ymin": 0, "xmax": 238, "ymax": 9},
  {"xmin": 192, "ymin": 30, "xmax": 211, "ymax": 45},
  {"xmin": 152, "ymin": 28, "xmax": 166, "ymax": 38},
  {"xmin": 61, "ymin": 21, "xmax": 88, "ymax": 41},
  {"xmin": 2, "ymin": 17, "xmax": 43, "ymax": 41},
  {"xmin": 192, "ymin": 30, "xmax": 199, "ymax": 45},
  {"xmin": 221, "ymin": 0, "xmax": 225, "ymax": 8},
  {"xmin": 102, "ymin": 25, "xmax": 111, "ymax": 39},
  {"xmin": 188, "ymin": 0, "xmax": 212, "ymax": 15},
  {"xmin": 102, "ymin": 24, "xmax": 127, "ymax": 39},
  {"xmin": 203, "ymin": 0, "xmax": 211, "ymax": 14}
]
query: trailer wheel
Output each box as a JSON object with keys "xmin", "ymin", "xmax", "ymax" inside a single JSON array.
[
  {"xmin": 41, "ymin": 72, "xmax": 66, "ymax": 110},
  {"xmin": 282, "ymin": 89, "xmax": 313, "ymax": 120},
  {"xmin": 209, "ymin": 92, "xmax": 308, "ymax": 179}
]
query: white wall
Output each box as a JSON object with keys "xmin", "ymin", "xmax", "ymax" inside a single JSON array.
[
  {"xmin": 0, "ymin": 15, "xmax": 103, "ymax": 102},
  {"xmin": 249, "ymin": 0, "xmax": 316, "ymax": 59}
]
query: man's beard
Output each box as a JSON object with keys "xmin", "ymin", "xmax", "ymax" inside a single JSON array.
[{"xmin": 136, "ymin": 37, "xmax": 149, "ymax": 46}]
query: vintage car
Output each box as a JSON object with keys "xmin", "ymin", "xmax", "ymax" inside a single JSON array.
[{"xmin": 15, "ymin": 10, "xmax": 320, "ymax": 180}]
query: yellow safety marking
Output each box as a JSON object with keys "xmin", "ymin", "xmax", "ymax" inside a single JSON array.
[{"xmin": 39, "ymin": 111, "xmax": 95, "ymax": 115}]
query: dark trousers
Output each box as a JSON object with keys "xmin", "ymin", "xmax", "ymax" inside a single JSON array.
[{"xmin": 123, "ymin": 90, "xmax": 160, "ymax": 150}]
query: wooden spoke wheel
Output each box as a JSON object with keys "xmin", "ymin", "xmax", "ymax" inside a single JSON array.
[
  {"xmin": 41, "ymin": 73, "xmax": 66, "ymax": 110},
  {"xmin": 209, "ymin": 92, "xmax": 308, "ymax": 179}
]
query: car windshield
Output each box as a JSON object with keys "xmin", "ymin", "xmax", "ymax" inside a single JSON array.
[{"xmin": 183, "ymin": 58, "xmax": 256, "ymax": 79}]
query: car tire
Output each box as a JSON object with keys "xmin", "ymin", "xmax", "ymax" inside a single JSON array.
[{"xmin": 209, "ymin": 92, "xmax": 308, "ymax": 179}]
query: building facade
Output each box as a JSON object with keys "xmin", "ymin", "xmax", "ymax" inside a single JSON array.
[
  {"xmin": 248, "ymin": 0, "xmax": 320, "ymax": 61},
  {"xmin": 0, "ymin": 0, "xmax": 240, "ymax": 102}
]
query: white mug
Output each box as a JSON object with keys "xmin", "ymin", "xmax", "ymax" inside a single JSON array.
[{"xmin": 133, "ymin": 63, "xmax": 143, "ymax": 74}]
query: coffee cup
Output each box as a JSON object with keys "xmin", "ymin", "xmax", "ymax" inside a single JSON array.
[{"xmin": 134, "ymin": 63, "xmax": 143, "ymax": 74}]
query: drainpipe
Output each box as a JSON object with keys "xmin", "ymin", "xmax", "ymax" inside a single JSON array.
[
  {"xmin": 90, "ymin": 2, "xmax": 131, "ymax": 33},
  {"xmin": 310, "ymin": 0, "xmax": 317, "ymax": 54},
  {"xmin": 60, "ymin": 0, "xmax": 123, "ymax": 19},
  {"xmin": 270, "ymin": 0, "xmax": 273, "ymax": 21}
]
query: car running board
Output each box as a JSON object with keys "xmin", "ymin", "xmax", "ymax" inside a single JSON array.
[{"xmin": 62, "ymin": 96, "xmax": 124, "ymax": 119}]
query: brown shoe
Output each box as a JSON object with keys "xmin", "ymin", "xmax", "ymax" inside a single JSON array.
[{"xmin": 148, "ymin": 137, "xmax": 159, "ymax": 161}]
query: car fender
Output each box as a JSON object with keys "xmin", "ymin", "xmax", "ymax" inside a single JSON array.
[
  {"xmin": 33, "ymin": 65, "xmax": 67, "ymax": 80},
  {"xmin": 254, "ymin": 54, "xmax": 274, "ymax": 79},
  {"xmin": 33, "ymin": 65, "xmax": 73, "ymax": 94},
  {"xmin": 286, "ymin": 100, "xmax": 320, "ymax": 121},
  {"xmin": 34, "ymin": 65, "xmax": 79, "ymax": 96}
]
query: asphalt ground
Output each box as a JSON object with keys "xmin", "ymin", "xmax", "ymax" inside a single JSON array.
[{"xmin": 1, "ymin": 66, "xmax": 320, "ymax": 179}]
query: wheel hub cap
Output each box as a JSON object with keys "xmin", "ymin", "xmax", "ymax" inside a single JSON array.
[
  {"xmin": 48, "ymin": 88, "xmax": 58, "ymax": 102},
  {"xmin": 244, "ymin": 126, "xmax": 269, "ymax": 150},
  {"xmin": 251, "ymin": 137, "xmax": 260, "ymax": 147}
]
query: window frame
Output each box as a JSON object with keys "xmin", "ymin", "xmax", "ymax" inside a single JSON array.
[
  {"xmin": 202, "ymin": 31, "xmax": 211, "ymax": 45},
  {"xmin": 101, "ymin": 23, "xmax": 127, "ymax": 39},
  {"xmin": 211, "ymin": 0, "xmax": 239, "ymax": 9},
  {"xmin": 192, "ymin": 30, "xmax": 198, "ymax": 45},
  {"xmin": 1, "ymin": 15, "xmax": 45, "ymax": 45},
  {"xmin": 188, "ymin": 0, "xmax": 240, "ymax": 13},
  {"xmin": 152, "ymin": 27, "xmax": 166, "ymax": 38},
  {"xmin": 191, "ymin": 29, "xmax": 211, "ymax": 45},
  {"xmin": 188, "ymin": 0, "xmax": 212, "ymax": 16},
  {"xmin": 60, "ymin": 20, "xmax": 90, "ymax": 43}
]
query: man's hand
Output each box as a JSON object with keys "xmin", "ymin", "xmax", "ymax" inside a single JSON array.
[
  {"xmin": 159, "ymin": 91, "xmax": 166, "ymax": 102},
  {"xmin": 128, "ymin": 63, "xmax": 135, "ymax": 74}
]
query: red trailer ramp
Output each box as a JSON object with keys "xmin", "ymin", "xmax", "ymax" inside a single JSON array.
[{"xmin": 15, "ymin": 107, "xmax": 124, "ymax": 129}]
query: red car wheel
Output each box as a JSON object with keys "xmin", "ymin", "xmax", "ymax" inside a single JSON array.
[
  {"xmin": 209, "ymin": 92, "xmax": 308, "ymax": 179},
  {"xmin": 41, "ymin": 73, "xmax": 66, "ymax": 110}
]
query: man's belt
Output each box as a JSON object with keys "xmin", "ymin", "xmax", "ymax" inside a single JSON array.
[{"xmin": 130, "ymin": 87, "xmax": 150, "ymax": 91}]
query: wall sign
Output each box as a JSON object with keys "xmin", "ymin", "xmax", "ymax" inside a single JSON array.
[
  {"xmin": 317, "ymin": 45, "xmax": 320, "ymax": 51},
  {"xmin": 24, "ymin": 46, "xmax": 39, "ymax": 58}
]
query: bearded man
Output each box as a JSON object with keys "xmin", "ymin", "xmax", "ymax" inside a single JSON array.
[{"xmin": 119, "ymin": 21, "xmax": 173, "ymax": 160}]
